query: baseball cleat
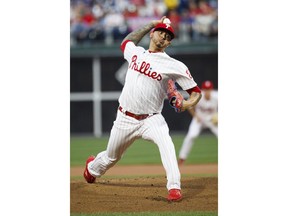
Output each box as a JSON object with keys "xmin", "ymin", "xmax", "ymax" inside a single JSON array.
[
  {"xmin": 167, "ymin": 189, "xmax": 182, "ymax": 201},
  {"xmin": 83, "ymin": 155, "xmax": 96, "ymax": 183}
]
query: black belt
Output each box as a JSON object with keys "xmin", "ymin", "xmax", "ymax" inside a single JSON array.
[{"xmin": 119, "ymin": 106, "xmax": 156, "ymax": 120}]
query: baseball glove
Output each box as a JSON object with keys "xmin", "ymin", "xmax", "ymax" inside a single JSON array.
[
  {"xmin": 211, "ymin": 112, "xmax": 218, "ymax": 125},
  {"xmin": 167, "ymin": 79, "xmax": 184, "ymax": 113}
]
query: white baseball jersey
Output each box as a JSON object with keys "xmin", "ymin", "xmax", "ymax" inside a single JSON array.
[
  {"xmin": 88, "ymin": 40, "xmax": 199, "ymax": 191},
  {"xmin": 195, "ymin": 90, "xmax": 218, "ymax": 124},
  {"xmin": 119, "ymin": 40, "xmax": 197, "ymax": 114}
]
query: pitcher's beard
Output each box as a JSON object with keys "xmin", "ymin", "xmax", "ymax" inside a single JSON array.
[
  {"xmin": 152, "ymin": 38, "xmax": 165, "ymax": 49},
  {"xmin": 156, "ymin": 43, "xmax": 163, "ymax": 48},
  {"xmin": 154, "ymin": 42, "xmax": 166, "ymax": 50}
]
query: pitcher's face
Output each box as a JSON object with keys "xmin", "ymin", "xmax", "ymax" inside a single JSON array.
[{"xmin": 150, "ymin": 30, "xmax": 171, "ymax": 49}]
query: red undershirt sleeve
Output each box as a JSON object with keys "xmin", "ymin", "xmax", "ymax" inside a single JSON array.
[
  {"xmin": 186, "ymin": 86, "xmax": 201, "ymax": 95},
  {"xmin": 120, "ymin": 40, "xmax": 131, "ymax": 53}
]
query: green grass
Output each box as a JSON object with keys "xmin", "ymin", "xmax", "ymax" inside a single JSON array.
[
  {"xmin": 70, "ymin": 134, "xmax": 217, "ymax": 166},
  {"xmin": 70, "ymin": 212, "xmax": 217, "ymax": 216}
]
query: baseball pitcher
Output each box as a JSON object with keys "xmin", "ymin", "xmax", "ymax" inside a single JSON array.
[{"xmin": 83, "ymin": 16, "xmax": 202, "ymax": 201}]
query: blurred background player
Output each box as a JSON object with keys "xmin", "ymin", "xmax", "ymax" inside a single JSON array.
[{"xmin": 178, "ymin": 80, "xmax": 218, "ymax": 165}]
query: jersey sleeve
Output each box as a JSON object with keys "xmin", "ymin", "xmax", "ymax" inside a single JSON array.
[
  {"xmin": 173, "ymin": 62, "xmax": 198, "ymax": 90},
  {"xmin": 121, "ymin": 40, "xmax": 145, "ymax": 62}
]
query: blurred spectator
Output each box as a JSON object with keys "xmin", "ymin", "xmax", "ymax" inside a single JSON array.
[
  {"xmin": 70, "ymin": 0, "xmax": 218, "ymax": 46},
  {"xmin": 164, "ymin": 0, "xmax": 179, "ymax": 10},
  {"xmin": 123, "ymin": 5, "xmax": 139, "ymax": 18},
  {"xmin": 146, "ymin": 0, "xmax": 167, "ymax": 17},
  {"xmin": 166, "ymin": 9, "xmax": 181, "ymax": 38},
  {"xmin": 82, "ymin": 7, "xmax": 96, "ymax": 25},
  {"xmin": 191, "ymin": 0, "xmax": 217, "ymax": 40},
  {"xmin": 91, "ymin": 3, "xmax": 104, "ymax": 19},
  {"xmin": 188, "ymin": 0, "xmax": 202, "ymax": 17},
  {"xmin": 209, "ymin": 13, "xmax": 218, "ymax": 38},
  {"xmin": 70, "ymin": 2, "xmax": 94, "ymax": 44},
  {"xmin": 102, "ymin": 9, "xmax": 129, "ymax": 43},
  {"xmin": 178, "ymin": 9, "xmax": 194, "ymax": 41},
  {"xmin": 176, "ymin": 0, "xmax": 190, "ymax": 13},
  {"xmin": 131, "ymin": 0, "xmax": 145, "ymax": 6}
]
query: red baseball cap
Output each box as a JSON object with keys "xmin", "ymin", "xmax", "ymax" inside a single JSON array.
[
  {"xmin": 153, "ymin": 23, "xmax": 175, "ymax": 40},
  {"xmin": 201, "ymin": 80, "xmax": 214, "ymax": 90}
]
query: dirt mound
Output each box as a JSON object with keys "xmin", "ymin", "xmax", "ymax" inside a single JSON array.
[{"xmin": 71, "ymin": 176, "xmax": 218, "ymax": 213}]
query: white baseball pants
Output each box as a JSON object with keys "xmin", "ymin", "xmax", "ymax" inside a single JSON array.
[
  {"xmin": 88, "ymin": 109, "xmax": 181, "ymax": 191},
  {"xmin": 179, "ymin": 118, "xmax": 218, "ymax": 160}
]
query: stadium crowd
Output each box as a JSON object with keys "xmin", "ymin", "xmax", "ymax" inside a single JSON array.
[{"xmin": 70, "ymin": 0, "xmax": 218, "ymax": 46}]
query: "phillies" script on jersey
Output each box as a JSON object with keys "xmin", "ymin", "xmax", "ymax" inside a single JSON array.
[{"xmin": 129, "ymin": 55, "xmax": 162, "ymax": 81}]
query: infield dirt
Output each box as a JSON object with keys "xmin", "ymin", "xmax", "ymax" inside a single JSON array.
[{"xmin": 70, "ymin": 164, "xmax": 218, "ymax": 213}]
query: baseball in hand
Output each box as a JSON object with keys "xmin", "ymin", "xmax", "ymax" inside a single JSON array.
[{"xmin": 163, "ymin": 18, "xmax": 171, "ymax": 24}]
